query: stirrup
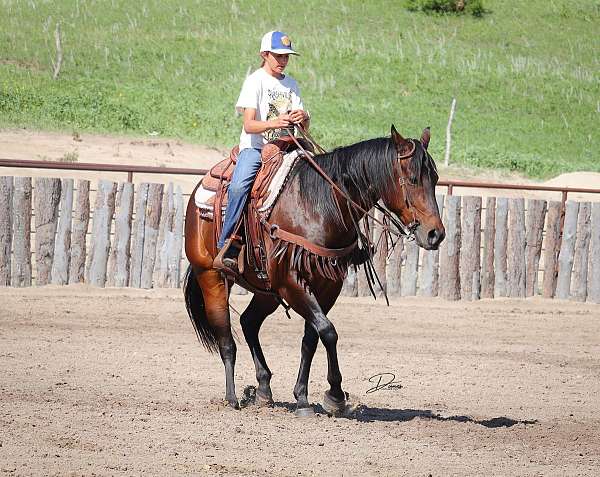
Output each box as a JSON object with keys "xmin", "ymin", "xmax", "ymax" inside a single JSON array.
[{"xmin": 214, "ymin": 239, "xmax": 241, "ymax": 276}]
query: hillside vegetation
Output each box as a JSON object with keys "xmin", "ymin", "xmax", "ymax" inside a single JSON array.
[{"xmin": 0, "ymin": 0, "xmax": 598, "ymax": 178}]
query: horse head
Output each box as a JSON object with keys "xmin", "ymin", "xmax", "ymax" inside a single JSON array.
[{"xmin": 385, "ymin": 125, "xmax": 445, "ymax": 250}]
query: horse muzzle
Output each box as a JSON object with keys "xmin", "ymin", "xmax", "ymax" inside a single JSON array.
[
  {"xmin": 415, "ymin": 225, "xmax": 445, "ymax": 250},
  {"xmin": 427, "ymin": 227, "xmax": 445, "ymax": 249}
]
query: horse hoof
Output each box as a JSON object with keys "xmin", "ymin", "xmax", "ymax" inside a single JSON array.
[
  {"xmin": 225, "ymin": 399, "xmax": 240, "ymax": 410},
  {"xmin": 294, "ymin": 406, "xmax": 315, "ymax": 418},
  {"xmin": 255, "ymin": 391, "xmax": 274, "ymax": 407},
  {"xmin": 322, "ymin": 391, "xmax": 347, "ymax": 416}
]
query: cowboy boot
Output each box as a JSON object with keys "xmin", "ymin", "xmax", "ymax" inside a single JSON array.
[{"xmin": 214, "ymin": 238, "xmax": 241, "ymax": 276}]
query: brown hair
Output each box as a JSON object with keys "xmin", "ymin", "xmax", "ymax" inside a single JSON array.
[{"xmin": 260, "ymin": 51, "xmax": 268, "ymax": 67}]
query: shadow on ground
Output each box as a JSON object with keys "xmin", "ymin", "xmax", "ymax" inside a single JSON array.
[
  {"xmin": 351, "ymin": 406, "xmax": 537, "ymax": 427},
  {"xmin": 269, "ymin": 399, "xmax": 537, "ymax": 428},
  {"xmin": 241, "ymin": 385, "xmax": 537, "ymax": 428}
]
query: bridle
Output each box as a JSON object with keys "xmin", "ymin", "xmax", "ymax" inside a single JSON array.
[
  {"xmin": 289, "ymin": 125, "xmax": 423, "ymax": 243},
  {"xmin": 277, "ymin": 125, "xmax": 430, "ymax": 303},
  {"xmin": 393, "ymin": 138, "xmax": 421, "ymax": 239}
]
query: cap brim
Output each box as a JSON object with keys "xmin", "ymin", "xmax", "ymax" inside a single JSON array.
[{"xmin": 266, "ymin": 48, "xmax": 299, "ymax": 56}]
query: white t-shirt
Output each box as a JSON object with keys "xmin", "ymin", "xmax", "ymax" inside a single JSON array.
[{"xmin": 236, "ymin": 68, "xmax": 304, "ymax": 150}]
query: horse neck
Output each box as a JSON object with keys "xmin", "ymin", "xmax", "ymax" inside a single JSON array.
[
  {"xmin": 285, "ymin": 139, "xmax": 392, "ymax": 244},
  {"xmin": 339, "ymin": 139, "xmax": 393, "ymax": 215},
  {"xmin": 315, "ymin": 186, "xmax": 375, "ymax": 248},
  {"xmin": 312, "ymin": 147, "xmax": 389, "ymax": 233},
  {"xmin": 340, "ymin": 174, "xmax": 382, "ymax": 221}
]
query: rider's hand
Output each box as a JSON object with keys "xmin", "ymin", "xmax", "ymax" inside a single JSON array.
[
  {"xmin": 270, "ymin": 113, "xmax": 292, "ymax": 129},
  {"xmin": 289, "ymin": 109, "xmax": 307, "ymax": 124}
]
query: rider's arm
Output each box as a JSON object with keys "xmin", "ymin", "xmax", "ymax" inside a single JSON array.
[{"xmin": 242, "ymin": 108, "xmax": 292, "ymax": 134}]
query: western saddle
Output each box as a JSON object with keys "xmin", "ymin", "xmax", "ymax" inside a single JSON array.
[{"xmin": 200, "ymin": 136, "xmax": 314, "ymax": 281}]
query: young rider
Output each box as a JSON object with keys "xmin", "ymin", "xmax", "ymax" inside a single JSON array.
[{"xmin": 214, "ymin": 30, "xmax": 310, "ymax": 273}]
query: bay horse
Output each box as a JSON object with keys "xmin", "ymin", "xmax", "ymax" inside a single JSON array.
[{"xmin": 184, "ymin": 125, "xmax": 445, "ymax": 416}]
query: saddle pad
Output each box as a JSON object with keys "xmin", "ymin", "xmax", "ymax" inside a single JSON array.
[
  {"xmin": 195, "ymin": 149, "xmax": 302, "ymax": 220},
  {"xmin": 257, "ymin": 148, "xmax": 301, "ymax": 213}
]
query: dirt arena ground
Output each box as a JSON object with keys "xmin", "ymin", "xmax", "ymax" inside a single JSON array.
[{"xmin": 1, "ymin": 286, "xmax": 599, "ymax": 476}]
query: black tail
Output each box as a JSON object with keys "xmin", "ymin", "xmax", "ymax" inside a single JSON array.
[{"xmin": 183, "ymin": 265, "xmax": 219, "ymax": 353}]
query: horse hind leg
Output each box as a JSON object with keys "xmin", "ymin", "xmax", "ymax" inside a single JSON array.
[
  {"xmin": 240, "ymin": 295, "xmax": 280, "ymax": 405},
  {"xmin": 184, "ymin": 265, "xmax": 238, "ymax": 408}
]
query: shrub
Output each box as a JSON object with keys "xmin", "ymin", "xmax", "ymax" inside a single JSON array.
[
  {"xmin": 405, "ymin": 0, "xmax": 487, "ymax": 16},
  {"xmin": 59, "ymin": 150, "xmax": 79, "ymax": 163}
]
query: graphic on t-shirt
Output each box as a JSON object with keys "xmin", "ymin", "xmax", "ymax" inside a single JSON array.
[{"xmin": 265, "ymin": 89, "xmax": 292, "ymax": 141}]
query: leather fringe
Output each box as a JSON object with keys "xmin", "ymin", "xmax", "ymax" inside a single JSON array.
[{"xmin": 268, "ymin": 239, "xmax": 351, "ymax": 284}]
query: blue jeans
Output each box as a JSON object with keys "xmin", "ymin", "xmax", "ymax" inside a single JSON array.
[{"xmin": 217, "ymin": 147, "xmax": 262, "ymax": 249}]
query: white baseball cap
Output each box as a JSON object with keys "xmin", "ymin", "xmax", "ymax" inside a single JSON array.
[{"xmin": 260, "ymin": 31, "xmax": 299, "ymax": 55}]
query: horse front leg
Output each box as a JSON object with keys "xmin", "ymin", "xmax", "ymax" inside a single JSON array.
[
  {"xmin": 281, "ymin": 283, "xmax": 347, "ymax": 416},
  {"xmin": 293, "ymin": 320, "xmax": 319, "ymax": 416}
]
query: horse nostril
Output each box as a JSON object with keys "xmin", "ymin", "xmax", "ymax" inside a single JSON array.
[{"xmin": 428, "ymin": 228, "xmax": 444, "ymax": 247}]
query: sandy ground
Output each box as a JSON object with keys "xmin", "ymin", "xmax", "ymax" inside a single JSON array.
[
  {"xmin": 1, "ymin": 129, "xmax": 599, "ymax": 202},
  {"xmin": 1, "ymin": 286, "xmax": 599, "ymax": 476}
]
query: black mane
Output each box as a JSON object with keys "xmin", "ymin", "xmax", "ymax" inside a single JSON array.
[{"xmin": 290, "ymin": 136, "xmax": 433, "ymax": 226}]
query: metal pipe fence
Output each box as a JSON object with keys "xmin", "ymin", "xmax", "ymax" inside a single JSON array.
[{"xmin": 2, "ymin": 158, "xmax": 600, "ymax": 201}]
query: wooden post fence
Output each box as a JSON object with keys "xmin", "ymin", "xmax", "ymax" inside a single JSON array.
[
  {"xmin": 68, "ymin": 180, "xmax": 90, "ymax": 284},
  {"xmin": 556, "ymin": 201, "xmax": 580, "ymax": 299},
  {"xmin": 542, "ymin": 201, "xmax": 561, "ymax": 298},
  {"xmin": 130, "ymin": 183, "xmax": 149, "ymax": 288},
  {"xmin": 525, "ymin": 199, "xmax": 547, "ymax": 297},
  {"xmin": 459, "ymin": 196, "xmax": 482, "ymax": 300},
  {"xmin": 571, "ymin": 203, "xmax": 591, "ymax": 302},
  {"xmin": 589, "ymin": 203, "xmax": 600, "ymax": 304},
  {"xmin": 0, "ymin": 173, "xmax": 599, "ymax": 303},
  {"xmin": 420, "ymin": 194, "xmax": 445, "ymax": 297},
  {"xmin": 86, "ymin": 180, "xmax": 117, "ymax": 287},
  {"xmin": 12, "ymin": 177, "xmax": 32, "ymax": 287},
  {"xmin": 507, "ymin": 198, "xmax": 526, "ymax": 298},
  {"xmin": 51, "ymin": 178, "xmax": 74, "ymax": 285},
  {"xmin": 494, "ymin": 198, "xmax": 509, "ymax": 297},
  {"xmin": 442, "ymin": 195, "xmax": 461, "ymax": 300},
  {"xmin": 34, "ymin": 178, "xmax": 61, "ymax": 286},
  {"xmin": 0, "ymin": 177, "xmax": 13, "ymax": 286},
  {"xmin": 386, "ymin": 232, "xmax": 403, "ymax": 297},
  {"xmin": 108, "ymin": 182, "xmax": 134, "ymax": 287},
  {"xmin": 481, "ymin": 197, "xmax": 495, "ymax": 299},
  {"xmin": 140, "ymin": 183, "xmax": 164, "ymax": 289}
]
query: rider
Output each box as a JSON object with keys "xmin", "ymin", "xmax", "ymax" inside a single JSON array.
[{"xmin": 214, "ymin": 30, "xmax": 310, "ymax": 273}]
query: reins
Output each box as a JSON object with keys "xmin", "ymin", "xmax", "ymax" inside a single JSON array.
[
  {"xmin": 276, "ymin": 125, "xmax": 426, "ymax": 303},
  {"xmin": 289, "ymin": 125, "xmax": 420, "ymax": 241}
]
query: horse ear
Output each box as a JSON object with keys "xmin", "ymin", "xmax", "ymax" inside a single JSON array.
[
  {"xmin": 421, "ymin": 127, "xmax": 431, "ymax": 149},
  {"xmin": 391, "ymin": 124, "xmax": 413, "ymax": 156},
  {"xmin": 391, "ymin": 124, "xmax": 406, "ymax": 144}
]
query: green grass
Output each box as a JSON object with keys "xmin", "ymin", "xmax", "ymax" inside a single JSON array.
[{"xmin": 0, "ymin": 0, "xmax": 598, "ymax": 178}]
